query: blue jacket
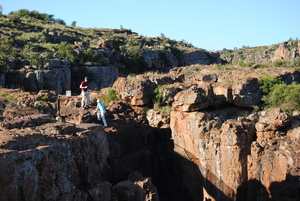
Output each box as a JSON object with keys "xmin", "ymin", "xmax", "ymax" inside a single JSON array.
[{"xmin": 97, "ymin": 103, "xmax": 106, "ymax": 113}]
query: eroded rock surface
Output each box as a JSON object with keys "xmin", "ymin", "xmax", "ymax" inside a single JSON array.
[{"xmin": 0, "ymin": 92, "xmax": 191, "ymax": 201}]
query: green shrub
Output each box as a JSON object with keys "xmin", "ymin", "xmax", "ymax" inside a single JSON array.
[
  {"xmin": 259, "ymin": 75, "xmax": 283, "ymax": 94},
  {"xmin": 0, "ymin": 91, "xmax": 17, "ymax": 114},
  {"xmin": 41, "ymin": 94, "xmax": 49, "ymax": 100},
  {"xmin": 273, "ymin": 60, "xmax": 288, "ymax": 67},
  {"xmin": 152, "ymin": 85, "xmax": 168, "ymax": 109},
  {"xmin": 78, "ymin": 48, "xmax": 101, "ymax": 64},
  {"xmin": 0, "ymin": 91, "xmax": 16, "ymax": 103},
  {"xmin": 127, "ymin": 38, "xmax": 139, "ymax": 46},
  {"xmin": 57, "ymin": 42, "xmax": 75, "ymax": 62},
  {"xmin": 53, "ymin": 18, "xmax": 66, "ymax": 25},
  {"xmin": 99, "ymin": 89, "xmax": 119, "ymax": 107},
  {"xmin": 288, "ymin": 40, "xmax": 298, "ymax": 51},
  {"xmin": 263, "ymin": 82, "xmax": 300, "ymax": 111},
  {"xmin": 292, "ymin": 57, "xmax": 300, "ymax": 67},
  {"xmin": 29, "ymin": 52, "xmax": 44, "ymax": 68},
  {"xmin": 0, "ymin": 39, "xmax": 13, "ymax": 58}
]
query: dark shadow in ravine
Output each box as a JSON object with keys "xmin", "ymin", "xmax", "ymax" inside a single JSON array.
[
  {"xmin": 104, "ymin": 124, "xmax": 236, "ymax": 201},
  {"xmin": 171, "ymin": 144, "xmax": 235, "ymax": 201},
  {"xmin": 237, "ymin": 174, "xmax": 300, "ymax": 201}
]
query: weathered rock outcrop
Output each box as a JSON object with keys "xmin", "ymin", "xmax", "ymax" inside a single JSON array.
[
  {"xmin": 114, "ymin": 66, "xmax": 300, "ymax": 111},
  {"xmin": 169, "ymin": 106, "xmax": 300, "ymax": 201},
  {"xmin": 111, "ymin": 66, "xmax": 300, "ymax": 200},
  {"xmin": 181, "ymin": 50, "xmax": 221, "ymax": 66},
  {"xmin": 0, "ymin": 91, "xmax": 194, "ymax": 201},
  {"xmin": 271, "ymin": 41, "xmax": 300, "ymax": 62},
  {"xmin": 220, "ymin": 40, "xmax": 299, "ymax": 64},
  {"xmin": 4, "ymin": 63, "xmax": 119, "ymax": 94},
  {"xmin": 0, "ymin": 123, "xmax": 109, "ymax": 200},
  {"xmin": 1, "ymin": 66, "xmax": 300, "ymax": 201}
]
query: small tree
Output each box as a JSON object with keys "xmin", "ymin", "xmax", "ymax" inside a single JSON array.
[
  {"xmin": 71, "ymin": 21, "xmax": 76, "ymax": 27},
  {"xmin": 57, "ymin": 42, "xmax": 75, "ymax": 62},
  {"xmin": 54, "ymin": 18, "xmax": 66, "ymax": 25}
]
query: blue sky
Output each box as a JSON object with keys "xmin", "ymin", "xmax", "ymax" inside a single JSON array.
[{"xmin": 1, "ymin": 0, "xmax": 299, "ymax": 51}]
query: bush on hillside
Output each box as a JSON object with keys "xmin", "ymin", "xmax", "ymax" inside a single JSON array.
[
  {"xmin": 262, "ymin": 82, "xmax": 300, "ymax": 112},
  {"xmin": 98, "ymin": 89, "xmax": 119, "ymax": 107},
  {"xmin": 8, "ymin": 9, "xmax": 54, "ymax": 23},
  {"xmin": 78, "ymin": 48, "xmax": 101, "ymax": 64},
  {"xmin": 57, "ymin": 42, "xmax": 75, "ymax": 62},
  {"xmin": 259, "ymin": 75, "xmax": 283, "ymax": 94}
]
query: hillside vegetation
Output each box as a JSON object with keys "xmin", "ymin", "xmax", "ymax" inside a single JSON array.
[
  {"xmin": 219, "ymin": 40, "xmax": 300, "ymax": 68},
  {"xmin": 0, "ymin": 9, "xmax": 201, "ymax": 74},
  {"xmin": 1, "ymin": 9, "xmax": 299, "ymax": 76}
]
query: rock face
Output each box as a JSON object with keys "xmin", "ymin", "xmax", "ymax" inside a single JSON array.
[
  {"xmin": 1, "ymin": 66, "xmax": 300, "ymax": 200},
  {"xmin": 0, "ymin": 91, "xmax": 193, "ymax": 201},
  {"xmin": 86, "ymin": 66, "xmax": 119, "ymax": 90},
  {"xmin": 111, "ymin": 67, "xmax": 300, "ymax": 200},
  {"xmin": 219, "ymin": 40, "xmax": 300, "ymax": 64},
  {"xmin": 115, "ymin": 66, "xmax": 299, "ymax": 111},
  {"xmin": 0, "ymin": 123, "xmax": 109, "ymax": 201},
  {"xmin": 181, "ymin": 50, "xmax": 221, "ymax": 66},
  {"xmin": 169, "ymin": 107, "xmax": 300, "ymax": 201},
  {"xmin": 4, "ymin": 63, "xmax": 119, "ymax": 95},
  {"xmin": 170, "ymin": 108, "xmax": 254, "ymax": 200},
  {"xmin": 271, "ymin": 41, "xmax": 300, "ymax": 62}
]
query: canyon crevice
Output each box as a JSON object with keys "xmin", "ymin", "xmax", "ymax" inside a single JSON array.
[{"xmin": 0, "ymin": 66, "xmax": 300, "ymax": 201}]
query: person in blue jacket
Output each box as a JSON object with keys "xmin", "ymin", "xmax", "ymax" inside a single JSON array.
[{"xmin": 94, "ymin": 99, "xmax": 108, "ymax": 127}]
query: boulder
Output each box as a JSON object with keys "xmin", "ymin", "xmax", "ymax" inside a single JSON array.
[
  {"xmin": 146, "ymin": 109, "xmax": 170, "ymax": 128},
  {"xmin": 97, "ymin": 38, "xmax": 114, "ymax": 48},
  {"xmin": 232, "ymin": 77, "xmax": 262, "ymax": 107},
  {"xmin": 172, "ymin": 84, "xmax": 213, "ymax": 111}
]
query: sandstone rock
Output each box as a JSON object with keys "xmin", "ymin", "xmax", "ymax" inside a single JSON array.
[
  {"xmin": 165, "ymin": 50, "xmax": 178, "ymax": 69},
  {"xmin": 113, "ymin": 77, "xmax": 155, "ymax": 106},
  {"xmin": 146, "ymin": 109, "xmax": 170, "ymax": 128},
  {"xmin": 170, "ymin": 108, "xmax": 255, "ymax": 201},
  {"xmin": 271, "ymin": 41, "xmax": 300, "ymax": 62},
  {"xmin": 172, "ymin": 84, "xmax": 213, "ymax": 111},
  {"xmin": 128, "ymin": 171, "xmax": 159, "ymax": 201},
  {"xmin": 0, "ymin": 114, "xmax": 53, "ymax": 129},
  {"xmin": 0, "ymin": 125, "xmax": 109, "ymax": 200},
  {"xmin": 97, "ymin": 38, "xmax": 114, "ymax": 48},
  {"xmin": 87, "ymin": 182, "xmax": 112, "ymax": 201},
  {"xmin": 232, "ymin": 77, "xmax": 262, "ymax": 107},
  {"xmin": 213, "ymin": 85, "xmax": 233, "ymax": 104}
]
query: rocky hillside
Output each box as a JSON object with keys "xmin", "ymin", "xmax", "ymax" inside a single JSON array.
[
  {"xmin": 0, "ymin": 8, "xmax": 300, "ymax": 201},
  {"xmin": 219, "ymin": 40, "xmax": 300, "ymax": 66},
  {"xmin": 1, "ymin": 10, "xmax": 299, "ymax": 95},
  {"xmin": 111, "ymin": 66, "xmax": 300, "ymax": 200},
  {"xmin": 0, "ymin": 65, "xmax": 300, "ymax": 200}
]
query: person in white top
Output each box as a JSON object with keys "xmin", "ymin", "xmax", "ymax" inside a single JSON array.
[
  {"xmin": 94, "ymin": 99, "xmax": 108, "ymax": 127},
  {"xmin": 79, "ymin": 77, "xmax": 90, "ymax": 108}
]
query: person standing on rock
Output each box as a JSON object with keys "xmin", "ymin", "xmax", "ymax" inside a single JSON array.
[
  {"xmin": 94, "ymin": 99, "xmax": 108, "ymax": 127},
  {"xmin": 80, "ymin": 77, "xmax": 90, "ymax": 108}
]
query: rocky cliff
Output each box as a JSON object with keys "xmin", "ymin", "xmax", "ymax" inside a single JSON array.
[
  {"xmin": 112, "ymin": 66, "xmax": 300, "ymax": 200},
  {"xmin": 0, "ymin": 66, "xmax": 300, "ymax": 201},
  {"xmin": 0, "ymin": 90, "xmax": 194, "ymax": 201},
  {"xmin": 219, "ymin": 40, "xmax": 300, "ymax": 65}
]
